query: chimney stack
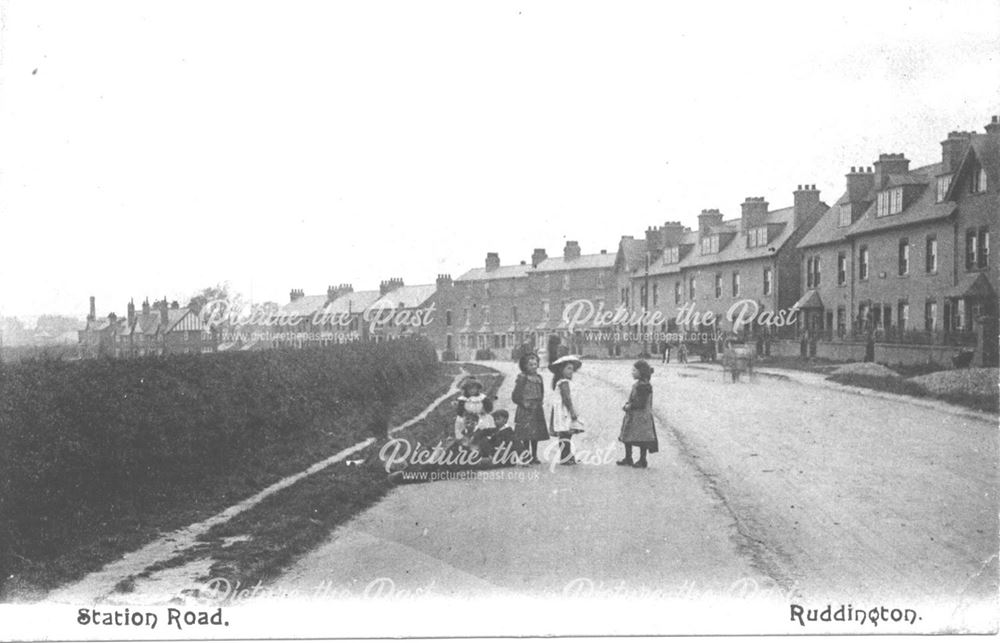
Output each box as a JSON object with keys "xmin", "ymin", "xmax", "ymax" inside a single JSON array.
[
  {"xmin": 436, "ymin": 274, "xmax": 453, "ymax": 288},
  {"xmin": 88, "ymin": 296, "xmax": 96, "ymax": 321},
  {"xmin": 644, "ymin": 226, "xmax": 663, "ymax": 252},
  {"xmin": 740, "ymin": 197, "xmax": 769, "ymax": 230},
  {"xmin": 697, "ymin": 209, "xmax": 724, "ymax": 234},
  {"xmin": 159, "ymin": 298, "xmax": 169, "ymax": 327},
  {"xmin": 289, "ymin": 289, "xmax": 304, "ymax": 302},
  {"xmin": 873, "ymin": 153, "xmax": 910, "ymax": 189},
  {"xmin": 142, "ymin": 298, "xmax": 151, "ymax": 316},
  {"xmin": 485, "ymin": 252, "xmax": 500, "ymax": 271},
  {"xmin": 793, "ymin": 185, "xmax": 821, "ymax": 229},
  {"xmin": 941, "ymin": 131, "xmax": 974, "ymax": 174},
  {"xmin": 986, "ymin": 115, "xmax": 1000, "ymax": 135},
  {"xmin": 660, "ymin": 221, "xmax": 686, "ymax": 246},
  {"xmin": 379, "ymin": 278, "xmax": 404, "ymax": 296},
  {"xmin": 127, "ymin": 299, "xmax": 136, "ymax": 326},
  {"xmin": 563, "ymin": 241, "xmax": 581, "ymax": 260}
]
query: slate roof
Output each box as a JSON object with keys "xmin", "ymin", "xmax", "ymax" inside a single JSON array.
[
  {"xmin": 371, "ymin": 284, "xmax": 438, "ymax": 309},
  {"xmin": 946, "ymin": 133, "xmax": 1000, "ymax": 200},
  {"xmin": 844, "ymin": 163, "xmax": 956, "ymax": 237},
  {"xmin": 642, "ymin": 204, "xmax": 818, "ymax": 277},
  {"xmin": 798, "ymin": 196, "xmax": 852, "ymax": 248},
  {"xmin": 457, "ymin": 264, "xmax": 531, "ymax": 281},
  {"xmin": 280, "ymin": 294, "xmax": 331, "ymax": 316},
  {"xmin": 324, "ymin": 290, "xmax": 382, "ymax": 315},
  {"xmin": 163, "ymin": 308, "xmax": 196, "ymax": 332},
  {"xmin": 800, "ymin": 162, "xmax": 959, "ymax": 248},
  {"xmin": 646, "ymin": 230, "xmax": 700, "ymax": 276},
  {"xmin": 615, "ymin": 237, "xmax": 649, "ymax": 273},
  {"xmin": 533, "ymin": 252, "xmax": 617, "ymax": 273},
  {"xmin": 946, "ymin": 272, "xmax": 996, "ymax": 298}
]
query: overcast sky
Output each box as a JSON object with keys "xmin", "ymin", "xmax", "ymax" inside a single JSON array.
[{"xmin": 1, "ymin": 0, "xmax": 998, "ymax": 320}]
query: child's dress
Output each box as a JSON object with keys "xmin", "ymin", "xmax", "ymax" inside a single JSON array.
[
  {"xmin": 618, "ymin": 381, "xmax": 659, "ymax": 452},
  {"xmin": 454, "ymin": 393, "xmax": 496, "ymax": 439},
  {"xmin": 512, "ymin": 373, "xmax": 550, "ymax": 442},
  {"xmin": 548, "ymin": 379, "xmax": 575, "ymax": 435}
]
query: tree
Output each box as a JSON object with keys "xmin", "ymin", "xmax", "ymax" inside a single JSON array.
[{"xmin": 187, "ymin": 283, "xmax": 231, "ymax": 314}]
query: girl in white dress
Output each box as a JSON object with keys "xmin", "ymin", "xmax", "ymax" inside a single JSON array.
[{"xmin": 547, "ymin": 355, "xmax": 583, "ymax": 465}]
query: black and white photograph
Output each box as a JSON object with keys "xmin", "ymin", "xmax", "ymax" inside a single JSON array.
[{"xmin": 0, "ymin": 0, "xmax": 997, "ymax": 638}]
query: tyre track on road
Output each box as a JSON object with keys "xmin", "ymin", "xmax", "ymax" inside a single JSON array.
[{"xmin": 582, "ymin": 367, "xmax": 797, "ymax": 596}]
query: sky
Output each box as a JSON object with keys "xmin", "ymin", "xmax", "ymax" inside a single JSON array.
[{"xmin": 0, "ymin": 0, "xmax": 998, "ymax": 320}]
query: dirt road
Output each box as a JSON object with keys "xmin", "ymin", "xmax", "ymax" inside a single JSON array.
[{"xmin": 275, "ymin": 360, "xmax": 997, "ymax": 634}]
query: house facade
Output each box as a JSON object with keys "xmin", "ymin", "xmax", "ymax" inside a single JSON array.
[
  {"xmin": 623, "ymin": 186, "xmax": 828, "ymax": 357},
  {"xmin": 796, "ymin": 117, "xmax": 998, "ymax": 365}
]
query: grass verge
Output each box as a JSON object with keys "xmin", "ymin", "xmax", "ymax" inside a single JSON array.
[
  {"xmin": 3, "ymin": 357, "xmax": 447, "ymax": 602},
  {"xmin": 826, "ymin": 372, "xmax": 998, "ymax": 414},
  {"xmin": 110, "ymin": 364, "xmax": 504, "ymax": 599}
]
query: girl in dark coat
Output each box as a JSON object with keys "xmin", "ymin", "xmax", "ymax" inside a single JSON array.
[
  {"xmin": 617, "ymin": 360, "xmax": 659, "ymax": 468},
  {"xmin": 511, "ymin": 352, "xmax": 549, "ymax": 464}
]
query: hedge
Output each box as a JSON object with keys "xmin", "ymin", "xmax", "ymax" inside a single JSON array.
[{"xmin": 0, "ymin": 338, "xmax": 438, "ymax": 580}]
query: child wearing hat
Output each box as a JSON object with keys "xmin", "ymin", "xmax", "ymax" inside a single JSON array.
[
  {"xmin": 548, "ymin": 355, "xmax": 584, "ymax": 466},
  {"xmin": 511, "ymin": 352, "xmax": 549, "ymax": 465},
  {"xmin": 454, "ymin": 377, "xmax": 495, "ymax": 439},
  {"xmin": 617, "ymin": 359, "xmax": 659, "ymax": 468}
]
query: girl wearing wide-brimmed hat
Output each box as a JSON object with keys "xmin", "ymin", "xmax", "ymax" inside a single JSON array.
[
  {"xmin": 617, "ymin": 359, "xmax": 659, "ymax": 468},
  {"xmin": 511, "ymin": 352, "xmax": 549, "ymax": 465},
  {"xmin": 548, "ymin": 354, "xmax": 584, "ymax": 465}
]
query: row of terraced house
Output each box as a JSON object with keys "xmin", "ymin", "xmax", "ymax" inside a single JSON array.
[{"xmin": 80, "ymin": 115, "xmax": 998, "ymax": 366}]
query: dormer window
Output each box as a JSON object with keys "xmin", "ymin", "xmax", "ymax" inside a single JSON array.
[
  {"xmin": 700, "ymin": 236, "xmax": 719, "ymax": 254},
  {"xmin": 971, "ymin": 166, "xmax": 988, "ymax": 193},
  {"xmin": 746, "ymin": 226, "xmax": 768, "ymax": 248},
  {"xmin": 876, "ymin": 187, "xmax": 904, "ymax": 217},
  {"xmin": 664, "ymin": 246, "xmax": 680, "ymax": 264},
  {"xmin": 838, "ymin": 205, "xmax": 852, "ymax": 227},
  {"xmin": 936, "ymin": 174, "xmax": 952, "ymax": 202}
]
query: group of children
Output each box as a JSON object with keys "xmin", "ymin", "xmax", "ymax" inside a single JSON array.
[{"xmin": 388, "ymin": 352, "xmax": 661, "ymax": 482}]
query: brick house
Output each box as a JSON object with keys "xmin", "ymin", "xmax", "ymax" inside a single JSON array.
[
  {"xmin": 796, "ymin": 116, "xmax": 997, "ymax": 365},
  {"xmin": 367, "ymin": 279, "xmax": 442, "ymax": 344},
  {"xmin": 80, "ymin": 296, "xmax": 215, "ymax": 358},
  {"xmin": 630, "ymin": 186, "xmax": 828, "ymax": 353},
  {"xmin": 445, "ymin": 253, "xmax": 533, "ymax": 359},
  {"xmin": 529, "ymin": 241, "xmax": 618, "ymax": 356}
]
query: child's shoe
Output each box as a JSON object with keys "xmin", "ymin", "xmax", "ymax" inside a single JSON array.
[
  {"xmin": 616, "ymin": 457, "xmax": 633, "ymax": 466},
  {"xmin": 632, "ymin": 459, "xmax": 648, "ymax": 469}
]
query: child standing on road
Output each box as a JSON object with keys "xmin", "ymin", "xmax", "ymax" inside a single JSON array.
[
  {"xmin": 548, "ymin": 355, "xmax": 584, "ymax": 466},
  {"xmin": 511, "ymin": 352, "xmax": 549, "ymax": 465},
  {"xmin": 617, "ymin": 360, "xmax": 659, "ymax": 468}
]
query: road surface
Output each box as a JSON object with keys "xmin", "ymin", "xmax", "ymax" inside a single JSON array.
[{"xmin": 274, "ymin": 359, "xmax": 997, "ymax": 634}]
